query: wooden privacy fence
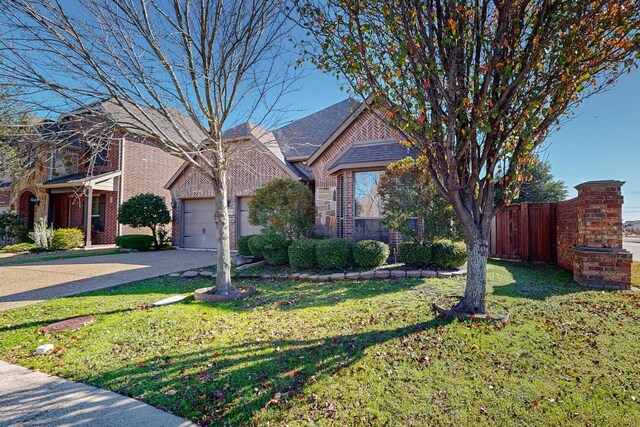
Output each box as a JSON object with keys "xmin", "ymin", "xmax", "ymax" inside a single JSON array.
[{"xmin": 489, "ymin": 202, "xmax": 558, "ymax": 263}]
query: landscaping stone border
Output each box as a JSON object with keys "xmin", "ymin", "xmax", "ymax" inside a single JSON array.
[{"xmin": 231, "ymin": 268, "xmax": 467, "ymax": 282}]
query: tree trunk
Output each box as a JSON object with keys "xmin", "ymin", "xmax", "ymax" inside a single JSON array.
[
  {"xmin": 150, "ymin": 225, "xmax": 159, "ymax": 250},
  {"xmin": 211, "ymin": 169, "xmax": 237, "ymax": 295},
  {"xmin": 454, "ymin": 235, "xmax": 489, "ymax": 314}
]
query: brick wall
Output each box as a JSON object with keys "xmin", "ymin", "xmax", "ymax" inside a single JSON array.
[
  {"xmin": 121, "ymin": 137, "xmax": 184, "ymax": 236},
  {"xmin": 556, "ymin": 197, "xmax": 579, "ymax": 271},
  {"xmin": 569, "ymin": 181, "xmax": 631, "ymax": 290},
  {"xmin": 573, "ymin": 247, "xmax": 632, "ymax": 290},
  {"xmin": 575, "ymin": 181, "xmax": 624, "ymax": 248},
  {"xmin": 93, "ymin": 191, "xmax": 119, "ymax": 244},
  {"xmin": 168, "ymin": 139, "xmax": 292, "ymax": 248}
]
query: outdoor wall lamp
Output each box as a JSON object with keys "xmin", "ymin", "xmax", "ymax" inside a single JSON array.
[{"xmin": 30, "ymin": 196, "xmax": 40, "ymax": 206}]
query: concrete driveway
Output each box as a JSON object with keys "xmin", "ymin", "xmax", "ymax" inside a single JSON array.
[
  {"xmin": 623, "ymin": 238, "xmax": 639, "ymax": 262},
  {"xmin": 0, "ymin": 250, "xmax": 216, "ymax": 311}
]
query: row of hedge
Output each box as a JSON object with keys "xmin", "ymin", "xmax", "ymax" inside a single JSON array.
[
  {"xmin": 239, "ymin": 233, "xmax": 467, "ymax": 271},
  {"xmin": 399, "ymin": 240, "xmax": 467, "ymax": 269},
  {"xmin": 238, "ymin": 233, "xmax": 390, "ymax": 270},
  {"xmin": 115, "ymin": 234, "xmax": 155, "ymax": 251}
]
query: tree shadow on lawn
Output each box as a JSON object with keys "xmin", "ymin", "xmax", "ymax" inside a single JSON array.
[
  {"xmin": 87, "ymin": 317, "xmax": 452, "ymax": 426},
  {"xmin": 188, "ymin": 277, "xmax": 429, "ymax": 313},
  {"xmin": 489, "ymin": 260, "xmax": 585, "ymax": 301},
  {"xmin": 0, "ymin": 277, "xmax": 427, "ymax": 333}
]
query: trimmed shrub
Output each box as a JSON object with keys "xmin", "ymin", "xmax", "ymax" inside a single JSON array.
[
  {"xmin": 118, "ymin": 193, "xmax": 171, "ymax": 249},
  {"xmin": 353, "ymin": 240, "xmax": 389, "ymax": 268},
  {"xmin": 250, "ymin": 232, "xmax": 291, "ymax": 265},
  {"xmin": 248, "ymin": 234, "xmax": 265, "ymax": 259},
  {"xmin": 2, "ymin": 242, "xmax": 43, "ymax": 253},
  {"xmin": 51, "ymin": 228, "xmax": 84, "ymax": 250},
  {"xmin": 430, "ymin": 240, "xmax": 467, "ymax": 269},
  {"xmin": 237, "ymin": 235, "xmax": 256, "ymax": 257},
  {"xmin": 289, "ymin": 238, "xmax": 319, "ymax": 270},
  {"xmin": 115, "ymin": 234, "xmax": 154, "ymax": 251},
  {"xmin": 316, "ymin": 238, "xmax": 352, "ymax": 270},
  {"xmin": 399, "ymin": 242, "xmax": 432, "ymax": 267},
  {"xmin": 0, "ymin": 212, "xmax": 25, "ymax": 246},
  {"xmin": 249, "ymin": 178, "xmax": 314, "ymax": 239}
]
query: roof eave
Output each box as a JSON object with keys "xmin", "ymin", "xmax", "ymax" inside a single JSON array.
[{"xmin": 327, "ymin": 160, "xmax": 394, "ymax": 175}]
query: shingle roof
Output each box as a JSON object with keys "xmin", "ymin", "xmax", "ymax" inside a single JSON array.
[
  {"xmin": 63, "ymin": 98, "xmax": 208, "ymax": 148},
  {"xmin": 43, "ymin": 170, "xmax": 121, "ymax": 186},
  {"xmin": 272, "ymin": 99, "xmax": 360, "ymax": 159},
  {"xmin": 328, "ymin": 141, "xmax": 417, "ymax": 172}
]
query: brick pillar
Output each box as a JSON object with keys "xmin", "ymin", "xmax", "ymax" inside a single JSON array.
[{"xmin": 572, "ymin": 181, "xmax": 632, "ymax": 290}]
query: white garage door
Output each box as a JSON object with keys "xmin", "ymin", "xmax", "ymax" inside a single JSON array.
[
  {"xmin": 183, "ymin": 199, "xmax": 217, "ymax": 249},
  {"xmin": 239, "ymin": 197, "xmax": 263, "ymax": 237}
]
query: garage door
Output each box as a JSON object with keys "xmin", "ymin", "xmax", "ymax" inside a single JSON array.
[
  {"xmin": 183, "ymin": 199, "xmax": 217, "ymax": 249},
  {"xmin": 239, "ymin": 197, "xmax": 263, "ymax": 237}
]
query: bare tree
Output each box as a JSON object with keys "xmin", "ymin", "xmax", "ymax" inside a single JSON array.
[{"xmin": 0, "ymin": 0, "xmax": 300, "ymax": 295}]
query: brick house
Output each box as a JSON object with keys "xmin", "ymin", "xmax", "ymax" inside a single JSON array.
[
  {"xmin": 166, "ymin": 98, "xmax": 417, "ymax": 250},
  {"xmin": 5, "ymin": 99, "xmax": 191, "ymax": 245}
]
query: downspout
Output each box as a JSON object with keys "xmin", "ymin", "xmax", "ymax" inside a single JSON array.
[{"xmin": 117, "ymin": 137, "xmax": 125, "ymax": 236}]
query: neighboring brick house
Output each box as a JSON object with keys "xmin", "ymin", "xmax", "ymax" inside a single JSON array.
[
  {"xmin": 166, "ymin": 98, "xmax": 417, "ymax": 250},
  {"xmin": 5, "ymin": 99, "xmax": 192, "ymax": 245}
]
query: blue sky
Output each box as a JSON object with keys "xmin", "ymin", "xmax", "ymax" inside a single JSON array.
[{"xmin": 281, "ymin": 69, "xmax": 640, "ymax": 222}]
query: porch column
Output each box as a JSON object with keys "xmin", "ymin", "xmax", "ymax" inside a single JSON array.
[{"xmin": 84, "ymin": 186, "xmax": 93, "ymax": 247}]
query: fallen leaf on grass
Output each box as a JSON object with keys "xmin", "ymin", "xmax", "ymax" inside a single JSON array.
[{"xmin": 165, "ymin": 389, "xmax": 178, "ymax": 396}]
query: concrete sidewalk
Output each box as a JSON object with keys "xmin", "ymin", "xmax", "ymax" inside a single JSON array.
[
  {"xmin": 0, "ymin": 361, "xmax": 195, "ymax": 427},
  {"xmin": 0, "ymin": 250, "xmax": 216, "ymax": 311}
]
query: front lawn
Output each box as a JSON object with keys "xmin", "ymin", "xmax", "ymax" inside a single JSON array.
[{"xmin": 1, "ymin": 261, "xmax": 639, "ymax": 426}]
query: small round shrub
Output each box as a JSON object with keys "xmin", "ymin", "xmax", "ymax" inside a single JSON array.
[
  {"xmin": 430, "ymin": 240, "xmax": 467, "ymax": 269},
  {"xmin": 248, "ymin": 234, "xmax": 265, "ymax": 259},
  {"xmin": 51, "ymin": 228, "xmax": 85, "ymax": 250},
  {"xmin": 237, "ymin": 235, "xmax": 256, "ymax": 257},
  {"xmin": 353, "ymin": 240, "xmax": 389, "ymax": 268},
  {"xmin": 316, "ymin": 238, "xmax": 353, "ymax": 270},
  {"xmin": 289, "ymin": 238, "xmax": 319, "ymax": 270},
  {"xmin": 255, "ymin": 232, "xmax": 291, "ymax": 265},
  {"xmin": 399, "ymin": 242, "xmax": 432, "ymax": 267},
  {"xmin": 115, "ymin": 234, "xmax": 154, "ymax": 251}
]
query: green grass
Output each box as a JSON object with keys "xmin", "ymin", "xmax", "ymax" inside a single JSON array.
[
  {"xmin": 0, "ymin": 248, "xmax": 123, "ymax": 267},
  {"xmin": 1, "ymin": 261, "xmax": 640, "ymax": 426}
]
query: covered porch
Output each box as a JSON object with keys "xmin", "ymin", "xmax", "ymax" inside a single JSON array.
[{"xmin": 40, "ymin": 171, "xmax": 121, "ymax": 246}]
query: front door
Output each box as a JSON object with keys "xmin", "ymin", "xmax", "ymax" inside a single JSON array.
[{"xmin": 51, "ymin": 194, "xmax": 70, "ymax": 229}]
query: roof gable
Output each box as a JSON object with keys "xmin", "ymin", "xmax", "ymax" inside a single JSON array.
[{"xmin": 273, "ymin": 98, "xmax": 360, "ymax": 159}]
